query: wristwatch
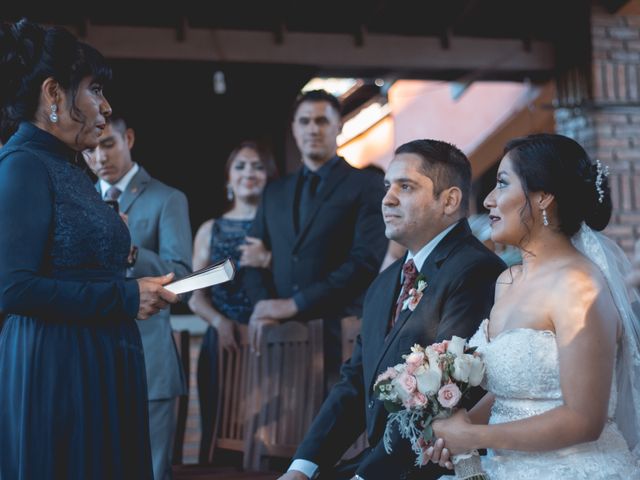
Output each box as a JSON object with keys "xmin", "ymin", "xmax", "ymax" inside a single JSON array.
[{"xmin": 126, "ymin": 245, "xmax": 139, "ymax": 268}]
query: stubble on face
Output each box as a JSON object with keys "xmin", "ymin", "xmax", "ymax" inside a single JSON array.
[
  {"xmin": 383, "ymin": 154, "xmax": 446, "ymax": 253},
  {"xmin": 292, "ymin": 101, "xmax": 341, "ymax": 168}
]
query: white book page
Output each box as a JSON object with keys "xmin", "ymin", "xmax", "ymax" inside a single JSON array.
[{"xmin": 164, "ymin": 258, "xmax": 235, "ymax": 294}]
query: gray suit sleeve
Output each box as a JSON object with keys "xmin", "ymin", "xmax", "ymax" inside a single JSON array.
[{"xmin": 129, "ymin": 189, "xmax": 192, "ymax": 282}]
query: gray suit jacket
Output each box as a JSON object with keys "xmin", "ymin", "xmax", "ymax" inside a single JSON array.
[{"xmin": 98, "ymin": 166, "xmax": 192, "ymax": 400}]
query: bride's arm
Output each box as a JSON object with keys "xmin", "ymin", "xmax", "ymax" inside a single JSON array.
[
  {"xmin": 434, "ymin": 267, "xmax": 618, "ymax": 454},
  {"xmin": 467, "ymin": 392, "xmax": 495, "ymax": 425}
]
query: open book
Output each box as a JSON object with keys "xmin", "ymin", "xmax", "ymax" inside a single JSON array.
[{"xmin": 164, "ymin": 258, "xmax": 235, "ymax": 294}]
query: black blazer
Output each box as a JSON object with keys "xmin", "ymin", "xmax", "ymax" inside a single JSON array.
[
  {"xmin": 244, "ymin": 157, "xmax": 387, "ymax": 320},
  {"xmin": 294, "ymin": 219, "xmax": 506, "ymax": 479}
]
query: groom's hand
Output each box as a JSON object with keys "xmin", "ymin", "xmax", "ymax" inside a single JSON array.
[{"xmin": 277, "ymin": 471, "xmax": 309, "ymax": 480}]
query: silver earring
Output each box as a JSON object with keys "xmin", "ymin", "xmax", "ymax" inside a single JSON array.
[
  {"xmin": 542, "ymin": 209, "xmax": 549, "ymax": 226},
  {"xmin": 49, "ymin": 104, "xmax": 58, "ymax": 123},
  {"xmin": 226, "ymin": 185, "xmax": 234, "ymax": 202}
]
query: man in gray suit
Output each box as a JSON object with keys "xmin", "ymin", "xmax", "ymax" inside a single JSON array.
[{"xmin": 84, "ymin": 115, "xmax": 192, "ymax": 480}]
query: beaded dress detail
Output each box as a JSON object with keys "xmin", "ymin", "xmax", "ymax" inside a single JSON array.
[{"xmin": 449, "ymin": 319, "xmax": 640, "ymax": 479}]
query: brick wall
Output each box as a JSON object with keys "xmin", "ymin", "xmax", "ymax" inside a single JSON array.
[{"xmin": 555, "ymin": 8, "xmax": 640, "ymax": 253}]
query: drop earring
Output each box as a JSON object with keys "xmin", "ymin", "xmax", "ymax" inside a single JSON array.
[
  {"xmin": 227, "ymin": 185, "xmax": 234, "ymax": 202},
  {"xmin": 49, "ymin": 104, "xmax": 58, "ymax": 123},
  {"xmin": 542, "ymin": 209, "xmax": 549, "ymax": 226}
]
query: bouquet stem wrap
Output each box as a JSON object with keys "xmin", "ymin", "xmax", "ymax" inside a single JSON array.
[{"xmin": 452, "ymin": 450, "xmax": 489, "ymax": 480}]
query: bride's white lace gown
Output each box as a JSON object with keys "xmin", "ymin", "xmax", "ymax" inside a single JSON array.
[{"xmin": 466, "ymin": 319, "xmax": 640, "ymax": 479}]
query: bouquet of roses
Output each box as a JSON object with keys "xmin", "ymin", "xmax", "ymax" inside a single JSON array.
[{"xmin": 373, "ymin": 336, "xmax": 488, "ymax": 480}]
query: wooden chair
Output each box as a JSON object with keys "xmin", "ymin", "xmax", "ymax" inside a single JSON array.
[
  {"xmin": 243, "ymin": 319, "xmax": 324, "ymax": 471},
  {"xmin": 172, "ymin": 329, "xmax": 191, "ymax": 465},
  {"xmin": 341, "ymin": 316, "xmax": 361, "ymax": 363},
  {"xmin": 207, "ymin": 325, "xmax": 252, "ymax": 461},
  {"xmin": 339, "ymin": 316, "xmax": 369, "ymax": 461}
]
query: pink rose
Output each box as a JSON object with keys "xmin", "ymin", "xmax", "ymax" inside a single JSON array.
[
  {"xmin": 376, "ymin": 366, "xmax": 398, "ymax": 383},
  {"xmin": 406, "ymin": 391, "xmax": 428, "ymax": 409},
  {"xmin": 405, "ymin": 352, "xmax": 424, "ymax": 373},
  {"xmin": 431, "ymin": 342, "xmax": 447, "ymax": 354},
  {"xmin": 437, "ymin": 383, "xmax": 462, "ymax": 408},
  {"xmin": 396, "ymin": 371, "xmax": 417, "ymax": 398},
  {"xmin": 407, "ymin": 290, "xmax": 423, "ymax": 311}
]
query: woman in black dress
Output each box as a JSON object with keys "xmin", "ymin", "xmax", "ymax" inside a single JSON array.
[{"xmin": 189, "ymin": 141, "xmax": 276, "ymax": 462}]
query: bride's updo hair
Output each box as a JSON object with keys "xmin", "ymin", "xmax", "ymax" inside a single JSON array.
[
  {"xmin": 0, "ymin": 18, "xmax": 112, "ymax": 142},
  {"xmin": 504, "ymin": 133, "xmax": 612, "ymax": 237}
]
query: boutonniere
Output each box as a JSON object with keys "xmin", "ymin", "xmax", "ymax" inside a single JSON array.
[{"xmin": 402, "ymin": 274, "xmax": 427, "ymax": 312}]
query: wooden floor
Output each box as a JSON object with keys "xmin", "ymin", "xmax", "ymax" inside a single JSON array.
[{"xmin": 173, "ymin": 465, "xmax": 279, "ymax": 480}]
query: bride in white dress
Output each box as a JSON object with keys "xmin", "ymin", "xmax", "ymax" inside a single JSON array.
[{"xmin": 429, "ymin": 134, "xmax": 640, "ymax": 479}]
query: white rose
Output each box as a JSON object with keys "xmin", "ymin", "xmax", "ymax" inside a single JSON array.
[
  {"xmin": 417, "ymin": 348, "xmax": 443, "ymax": 395},
  {"xmin": 414, "ymin": 365, "xmax": 427, "ymax": 376},
  {"xmin": 468, "ymin": 356, "xmax": 485, "ymax": 386},
  {"xmin": 447, "ymin": 336, "xmax": 467, "ymax": 357},
  {"xmin": 452, "ymin": 355, "xmax": 472, "ymax": 383},
  {"xmin": 415, "ymin": 366, "xmax": 442, "ymax": 396}
]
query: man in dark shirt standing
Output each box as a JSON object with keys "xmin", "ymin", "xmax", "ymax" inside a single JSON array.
[{"xmin": 244, "ymin": 90, "xmax": 387, "ymax": 386}]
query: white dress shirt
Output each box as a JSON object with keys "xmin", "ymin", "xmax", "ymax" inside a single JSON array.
[{"xmin": 99, "ymin": 162, "xmax": 139, "ymax": 200}]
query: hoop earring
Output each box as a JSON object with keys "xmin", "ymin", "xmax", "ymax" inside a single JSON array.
[
  {"xmin": 226, "ymin": 185, "xmax": 234, "ymax": 202},
  {"xmin": 542, "ymin": 209, "xmax": 549, "ymax": 226},
  {"xmin": 49, "ymin": 104, "xmax": 58, "ymax": 123}
]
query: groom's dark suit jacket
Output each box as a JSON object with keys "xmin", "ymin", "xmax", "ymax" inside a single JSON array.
[{"xmin": 294, "ymin": 219, "xmax": 506, "ymax": 480}]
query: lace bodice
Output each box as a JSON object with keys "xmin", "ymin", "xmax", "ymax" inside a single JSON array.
[
  {"xmin": 472, "ymin": 320, "xmax": 561, "ymax": 401},
  {"xmin": 470, "ymin": 319, "xmax": 618, "ymax": 420},
  {"xmin": 42, "ymin": 155, "xmax": 131, "ymax": 279},
  {"xmin": 450, "ymin": 319, "xmax": 640, "ymax": 479}
]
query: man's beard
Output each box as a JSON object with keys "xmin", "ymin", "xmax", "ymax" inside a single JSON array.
[{"xmin": 306, "ymin": 150, "xmax": 330, "ymax": 163}]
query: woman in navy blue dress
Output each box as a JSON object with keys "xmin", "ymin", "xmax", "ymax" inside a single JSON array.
[
  {"xmin": 0, "ymin": 20, "xmax": 179, "ymax": 479},
  {"xmin": 189, "ymin": 141, "xmax": 277, "ymax": 462}
]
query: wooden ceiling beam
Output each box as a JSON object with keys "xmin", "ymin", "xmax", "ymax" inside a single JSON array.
[{"xmin": 66, "ymin": 24, "xmax": 554, "ymax": 74}]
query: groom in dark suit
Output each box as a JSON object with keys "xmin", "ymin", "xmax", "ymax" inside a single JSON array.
[
  {"xmin": 244, "ymin": 90, "xmax": 387, "ymax": 386},
  {"xmin": 280, "ymin": 139, "xmax": 506, "ymax": 480}
]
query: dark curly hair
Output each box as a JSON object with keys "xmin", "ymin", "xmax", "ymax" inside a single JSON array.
[
  {"xmin": 0, "ymin": 18, "xmax": 111, "ymax": 142},
  {"xmin": 504, "ymin": 133, "xmax": 612, "ymax": 237}
]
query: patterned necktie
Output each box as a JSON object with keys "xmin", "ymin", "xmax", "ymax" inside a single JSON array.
[
  {"xmin": 390, "ymin": 259, "xmax": 418, "ymax": 330},
  {"xmin": 104, "ymin": 186, "xmax": 122, "ymax": 201}
]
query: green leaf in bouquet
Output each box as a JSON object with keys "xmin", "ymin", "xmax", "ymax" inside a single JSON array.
[
  {"xmin": 422, "ymin": 424, "xmax": 434, "ymax": 443},
  {"xmin": 420, "ymin": 414, "xmax": 432, "ymax": 429},
  {"xmin": 383, "ymin": 400, "xmax": 403, "ymax": 413}
]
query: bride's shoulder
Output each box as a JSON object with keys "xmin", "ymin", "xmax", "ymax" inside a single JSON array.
[
  {"xmin": 553, "ymin": 256, "xmax": 607, "ymax": 293},
  {"xmin": 550, "ymin": 259, "xmax": 615, "ymax": 325}
]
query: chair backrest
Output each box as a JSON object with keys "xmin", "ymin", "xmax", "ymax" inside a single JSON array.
[
  {"xmin": 341, "ymin": 316, "xmax": 362, "ymax": 362},
  {"xmin": 339, "ymin": 316, "xmax": 368, "ymax": 461},
  {"xmin": 172, "ymin": 329, "xmax": 191, "ymax": 465},
  {"xmin": 208, "ymin": 325, "xmax": 252, "ymax": 459},
  {"xmin": 243, "ymin": 319, "xmax": 324, "ymax": 471}
]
